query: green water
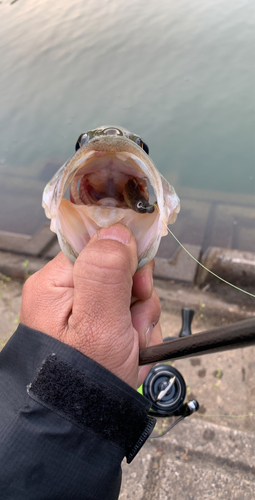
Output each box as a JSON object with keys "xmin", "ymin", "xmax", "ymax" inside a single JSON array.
[{"xmin": 0, "ymin": 0, "xmax": 254, "ymax": 234}]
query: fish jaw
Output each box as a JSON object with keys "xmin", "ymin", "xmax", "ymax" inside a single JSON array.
[{"xmin": 42, "ymin": 132, "xmax": 180, "ymax": 268}]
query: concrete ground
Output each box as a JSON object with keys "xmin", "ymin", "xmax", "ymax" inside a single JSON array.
[
  {"xmin": 120, "ymin": 280, "xmax": 255, "ymax": 499},
  {"xmin": 0, "ymin": 270, "xmax": 254, "ymax": 499},
  {"xmin": 120, "ymin": 419, "xmax": 255, "ymax": 500}
]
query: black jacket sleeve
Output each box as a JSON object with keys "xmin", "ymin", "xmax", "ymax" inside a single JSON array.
[{"xmin": 0, "ymin": 324, "xmax": 155, "ymax": 500}]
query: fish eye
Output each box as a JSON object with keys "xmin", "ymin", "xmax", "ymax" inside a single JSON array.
[
  {"xmin": 142, "ymin": 142, "xmax": 149, "ymax": 155},
  {"xmin": 135, "ymin": 137, "xmax": 149, "ymax": 155},
  {"xmin": 75, "ymin": 133, "xmax": 89, "ymax": 151},
  {"xmin": 135, "ymin": 137, "xmax": 142, "ymax": 147}
]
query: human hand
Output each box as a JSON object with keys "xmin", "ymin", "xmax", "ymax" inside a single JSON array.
[{"xmin": 20, "ymin": 224, "xmax": 162, "ymax": 389}]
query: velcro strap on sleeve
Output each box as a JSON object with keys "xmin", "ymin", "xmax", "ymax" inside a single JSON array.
[{"xmin": 28, "ymin": 354, "xmax": 156, "ymax": 463}]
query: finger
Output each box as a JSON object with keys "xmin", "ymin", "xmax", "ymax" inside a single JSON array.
[
  {"xmin": 66, "ymin": 224, "xmax": 139, "ymax": 382},
  {"xmin": 132, "ymin": 259, "xmax": 154, "ymax": 302},
  {"xmin": 148, "ymin": 321, "xmax": 163, "ymax": 347},
  {"xmin": 130, "ymin": 288, "xmax": 161, "ymax": 350},
  {"xmin": 137, "ymin": 322, "xmax": 163, "ymax": 387}
]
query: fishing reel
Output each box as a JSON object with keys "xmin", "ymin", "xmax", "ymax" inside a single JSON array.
[
  {"xmin": 139, "ymin": 364, "xmax": 199, "ymax": 437},
  {"xmin": 138, "ymin": 308, "xmax": 199, "ymax": 437}
]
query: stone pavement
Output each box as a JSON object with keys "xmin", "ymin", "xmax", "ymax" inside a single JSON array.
[
  {"xmin": 0, "ymin": 266, "xmax": 254, "ymax": 499},
  {"xmin": 120, "ymin": 283, "xmax": 255, "ymax": 499},
  {"xmin": 120, "ymin": 419, "xmax": 255, "ymax": 500}
]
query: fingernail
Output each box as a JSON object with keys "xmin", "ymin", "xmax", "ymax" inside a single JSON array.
[
  {"xmin": 152, "ymin": 259, "xmax": 155, "ymax": 273},
  {"xmin": 145, "ymin": 318, "xmax": 160, "ymax": 347},
  {"xmin": 98, "ymin": 225, "xmax": 132, "ymax": 245},
  {"xmin": 145, "ymin": 324, "xmax": 153, "ymax": 347}
]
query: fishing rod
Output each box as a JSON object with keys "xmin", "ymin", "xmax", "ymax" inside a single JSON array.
[{"xmin": 139, "ymin": 316, "xmax": 255, "ymax": 365}]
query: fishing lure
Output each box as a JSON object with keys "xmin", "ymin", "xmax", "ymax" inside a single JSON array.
[{"xmin": 123, "ymin": 178, "xmax": 155, "ymax": 214}]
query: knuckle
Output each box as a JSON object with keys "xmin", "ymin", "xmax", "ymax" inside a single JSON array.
[
  {"xmin": 94, "ymin": 241, "xmax": 131, "ymax": 270},
  {"xmin": 152, "ymin": 288, "xmax": 161, "ymax": 314},
  {"xmin": 76, "ymin": 243, "xmax": 132, "ymax": 285}
]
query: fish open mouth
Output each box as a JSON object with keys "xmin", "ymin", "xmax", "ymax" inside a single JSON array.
[
  {"xmin": 56, "ymin": 149, "xmax": 160, "ymax": 264},
  {"xmin": 43, "ymin": 128, "xmax": 180, "ymax": 268},
  {"xmin": 68, "ymin": 153, "xmax": 152, "ymax": 210}
]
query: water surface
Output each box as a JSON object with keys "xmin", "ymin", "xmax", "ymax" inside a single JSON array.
[{"xmin": 0, "ymin": 0, "xmax": 254, "ymax": 235}]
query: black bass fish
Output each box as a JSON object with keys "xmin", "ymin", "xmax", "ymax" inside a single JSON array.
[{"xmin": 42, "ymin": 126, "xmax": 180, "ymax": 268}]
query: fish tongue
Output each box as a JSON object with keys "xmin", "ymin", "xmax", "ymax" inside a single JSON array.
[{"xmin": 98, "ymin": 198, "xmax": 120, "ymax": 207}]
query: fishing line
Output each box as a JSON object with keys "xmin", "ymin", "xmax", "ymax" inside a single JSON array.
[
  {"xmin": 150, "ymin": 203, "xmax": 255, "ymax": 298},
  {"xmin": 164, "ymin": 224, "xmax": 255, "ymax": 298},
  {"xmin": 151, "ymin": 413, "xmax": 255, "ymax": 439}
]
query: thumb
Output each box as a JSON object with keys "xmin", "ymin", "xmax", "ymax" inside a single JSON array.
[{"xmin": 67, "ymin": 224, "xmax": 139, "ymax": 381}]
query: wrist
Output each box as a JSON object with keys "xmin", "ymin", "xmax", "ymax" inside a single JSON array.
[{"xmin": 28, "ymin": 351, "xmax": 156, "ymax": 462}]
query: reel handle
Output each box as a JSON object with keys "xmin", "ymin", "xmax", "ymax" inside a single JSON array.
[
  {"xmin": 163, "ymin": 307, "xmax": 194, "ymax": 342},
  {"xmin": 179, "ymin": 308, "xmax": 194, "ymax": 337}
]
